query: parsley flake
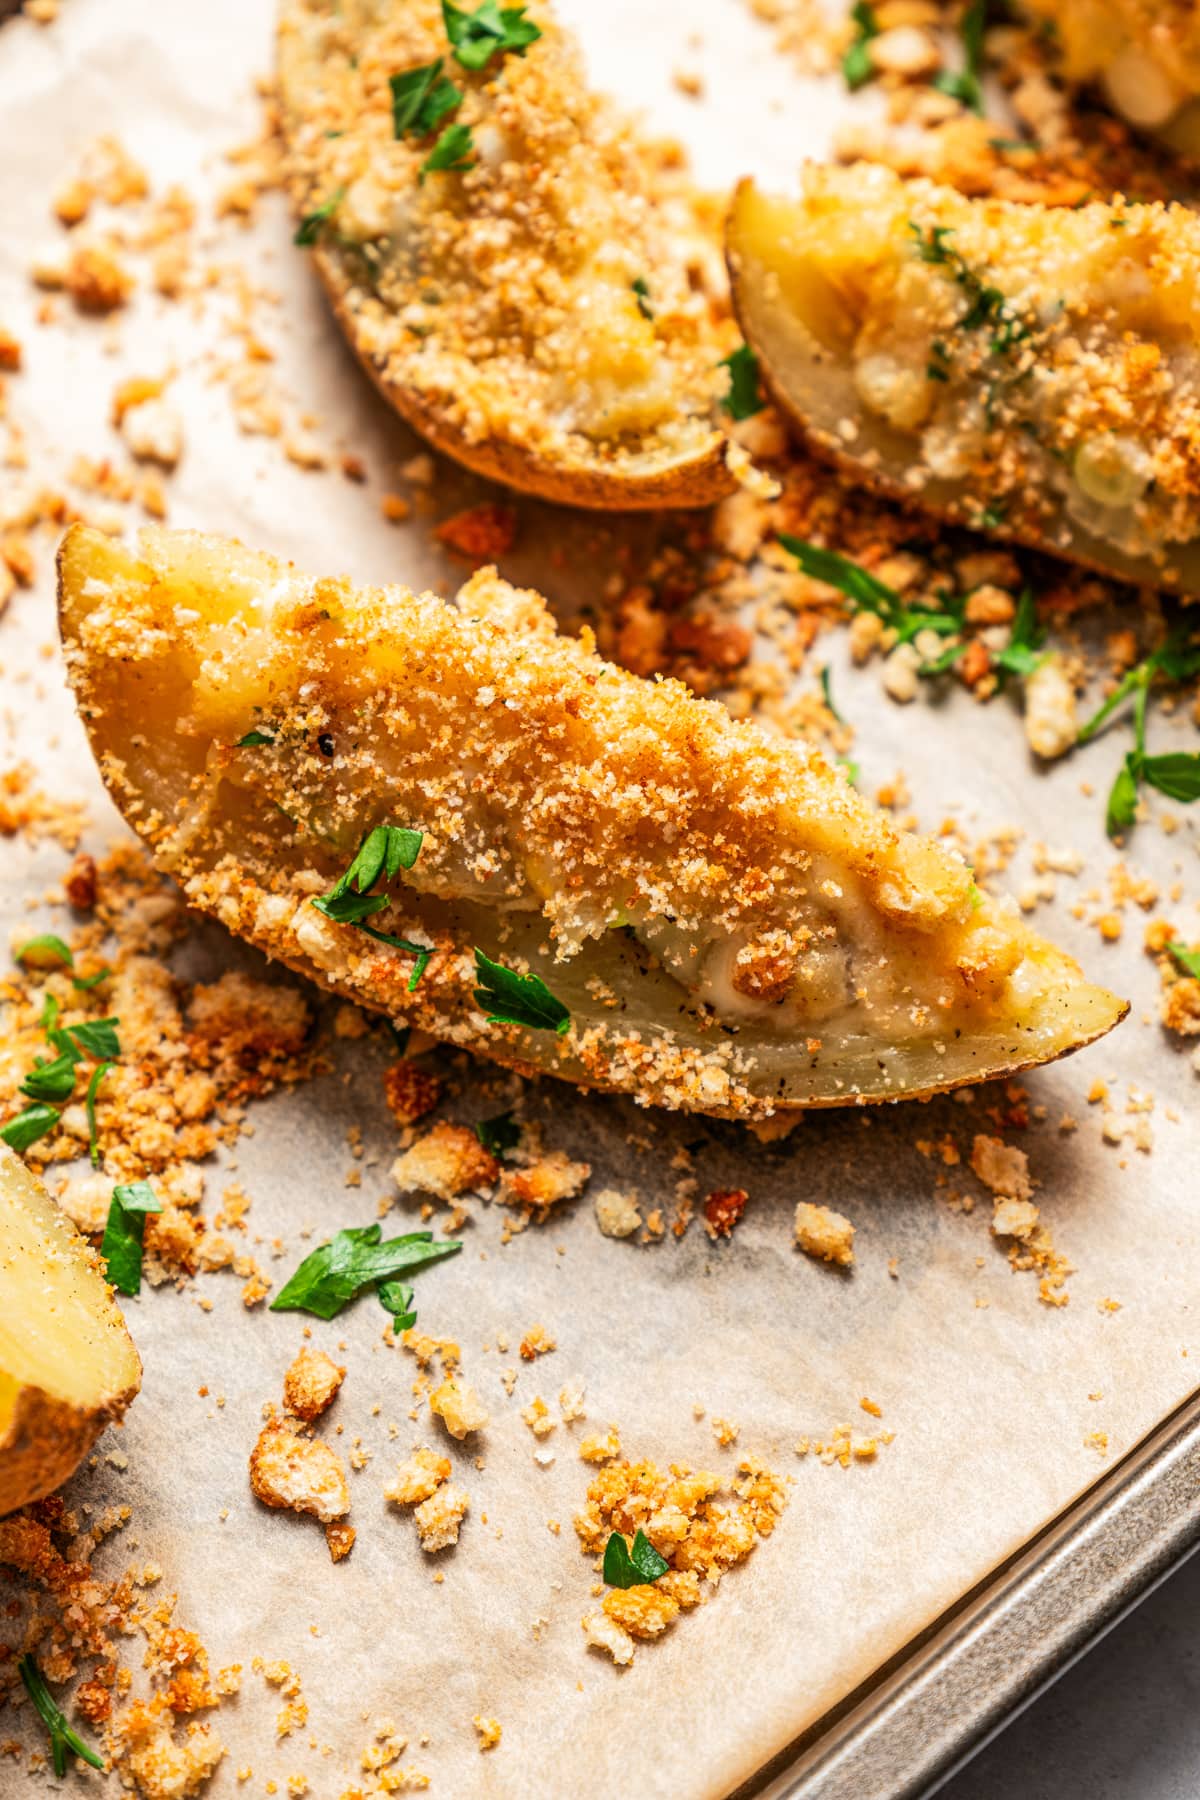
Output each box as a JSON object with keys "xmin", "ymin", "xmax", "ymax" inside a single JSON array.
[
  {"xmin": 420, "ymin": 121, "xmax": 476, "ymax": 181},
  {"xmin": 841, "ymin": 0, "xmax": 879, "ymax": 90},
  {"xmin": 294, "ymin": 186, "xmax": 346, "ymax": 247},
  {"xmin": 0, "ymin": 1102, "xmax": 61, "ymax": 1154},
  {"xmin": 909, "ymin": 220, "xmax": 1029, "ymax": 355},
  {"xmin": 100, "ymin": 1180, "xmax": 163, "ymax": 1297},
  {"xmin": 631, "ymin": 276, "xmax": 653, "ymax": 321},
  {"xmin": 85, "ymin": 1061, "xmax": 114, "ymax": 1169},
  {"xmin": 473, "ymin": 948, "xmax": 570, "ymax": 1034},
  {"xmin": 272, "ymin": 1223, "xmax": 462, "ymax": 1320},
  {"xmin": 1077, "ymin": 619, "xmax": 1200, "ymax": 836},
  {"xmin": 20, "ymin": 1047, "xmax": 80, "ymax": 1106},
  {"xmin": 442, "ymin": 0, "xmax": 541, "ymax": 71},
  {"xmin": 313, "ymin": 826, "xmax": 431, "ymax": 981},
  {"xmin": 475, "ymin": 1110, "xmax": 521, "ymax": 1156},
  {"xmin": 236, "ymin": 729, "xmax": 275, "ymax": 748},
  {"xmin": 603, "ymin": 1529, "xmax": 669, "ymax": 1588},
  {"xmin": 991, "ymin": 588, "xmax": 1046, "ymax": 684},
  {"xmin": 18, "ymin": 1656, "xmax": 105, "ymax": 1778},
  {"xmin": 378, "ymin": 1277, "xmax": 417, "ymax": 1333},
  {"xmin": 51, "ymin": 1016, "xmax": 122, "ymax": 1061},
  {"xmin": 13, "ymin": 934, "xmax": 73, "ymax": 970},
  {"xmin": 780, "ymin": 536, "xmax": 961, "ymax": 650},
  {"xmin": 720, "ymin": 343, "xmax": 764, "ymax": 421},
  {"xmin": 1168, "ymin": 941, "xmax": 1200, "ymax": 981},
  {"xmin": 931, "ymin": 0, "xmax": 987, "ymax": 114},
  {"xmin": 391, "ymin": 58, "xmax": 463, "ymax": 139},
  {"xmin": 72, "ymin": 967, "xmax": 111, "ymax": 991}
]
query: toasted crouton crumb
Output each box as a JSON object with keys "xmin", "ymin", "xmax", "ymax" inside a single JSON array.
[
  {"xmin": 111, "ymin": 1697, "xmax": 225, "ymax": 1799},
  {"xmin": 64, "ymin": 240, "xmax": 132, "ymax": 312},
  {"xmin": 392, "ymin": 1121, "xmax": 498, "ymax": 1200},
  {"xmin": 970, "ymin": 1134, "xmax": 1033, "ymax": 1200},
  {"xmin": 582, "ymin": 1611, "xmax": 636, "ymax": 1666},
  {"xmin": 249, "ymin": 1418, "xmax": 350, "ymax": 1527},
  {"xmin": 382, "ymin": 1060, "xmax": 442, "ymax": 1127},
  {"xmin": 992, "ymin": 1196, "xmax": 1041, "ymax": 1241},
  {"xmin": 711, "ymin": 1416, "xmax": 739, "ymax": 1448},
  {"xmin": 121, "ymin": 399, "xmax": 183, "ymax": 468},
  {"xmin": 578, "ymin": 1426, "xmax": 621, "ymax": 1463},
  {"xmin": 472, "ymin": 1715, "xmax": 502, "ymax": 1752},
  {"xmin": 593, "ymin": 1186, "xmax": 642, "ymax": 1238},
  {"xmin": 521, "ymin": 1397, "xmax": 556, "ymax": 1438},
  {"xmin": 429, "ymin": 1376, "xmax": 489, "ymax": 1440},
  {"xmin": 282, "ymin": 1348, "xmax": 346, "ymax": 1422},
  {"xmin": 794, "ymin": 1201, "xmax": 855, "ymax": 1266},
  {"xmin": 519, "ymin": 1324, "xmax": 555, "ymax": 1360},
  {"xmin": 499, "ymin": 1150, "xmax": 590, "ymax": 1215},
  {"xmin": 384, "ymin": 1447, "xmax": 451, "ymax": 1507},
  {"xmin": 324, "ymin": 1521, "xmax": 356, "ymax": 1562},
  {"xmin": 413, "ymin": 1483, "xmax": 469, "ymax": 1552},
  {"xmin": 601, "ymin": 1584, "xmax": 680, "ymax": 1638},
  {"xmin": 703, "ymin": 1188, "xmax": 749, "ymax": 1238}
]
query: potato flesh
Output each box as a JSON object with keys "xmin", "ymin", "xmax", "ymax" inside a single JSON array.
[
  {"xmin": 728, "ymin": 170, "xmax": 1200, "ymax": 588},
  {"xmin": 58, "ymin": 526, "xmax": 1127, "ymax": 1117},
  {"xmin": 0, "ymin": 1149, "xmax": 140, "ymax": 1415}
]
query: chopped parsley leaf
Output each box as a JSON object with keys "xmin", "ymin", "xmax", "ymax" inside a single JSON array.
[
  {"xmin": 72, "ymin": 967, "xmax": 111, "ymax": 990},
  {"xmin": 841, "ymin": 0, "xmax": 879, "ymax": 90},
  {"xmin": 720, "ymin": 343, "xmax": 764, "ymax": 421},
  {"xmin": 779, "ymin": 536, "xmax": 961, "ymax": 649},
  {"xmin": 85, "ymin": 1061, "xmax": 114, "ymax": 1169},
  {"xmin": 1077, "ymin": 619, "xmax": 1200, "ymax": 836},
  {"xmin": 908, "ymin": 220, "xmax": 1029, "ymax": 355},
  {"xmin": 442, "ymin": 0, "xmax": 541, "ymax": 71},
  {"xmin": 1168, "ymin": 941, "xmax": 1200, "ymax": 981},
  {"xmin": 819, "ymin": 665, "xmax": 844, "ymax": 724},
  {"xmin": 378, "ymin": 1277, "xmax": 417, "ymax": 1333},
  {"xmin": 100, "ymin": 1181, "xmax": 162, "ymax": 1297},
  {"xmin": 932, "ymin": 0, "xmax": 987, "ymax": 114},
  {"xmin": 237, "ymin": 729, "xmax": 275, "ymax": 748},
  {"xmin": 390, "ymin": 58, "xmax": 463, "ymax": 139},
  {"xmin": 475, "ymin": 1110, "xmax": 521, "ymax": 1156},
  {"xmin": 1139, "ymin": 751, "xmax": 1200, "ymax": 804},
  {"xmin": 420, "ymin": 122, "xmax": 476, "ymax": 181},
  {"xmin": 632, "ymin": 276, "xmax": 653, "ymax": 321},
  {"xmin": 294, "ymin": 186, "xmax": 346, "ymax": 247},
  {"xmin": 313, "ymin": 826, "xmax": 430, "ymax": 980},
  {"xmin": 1105, "ymin": 754, "xmax": 1141, "ymax": 838},
  {"xmin": 18, "ymin": 1655, "xmax": 105, "ymax": 1778},
  {"xmin": 0, "ymin": 1102, "xmax": 60, "ymax": 1154},
  {"xmin": 272, "ymin": 1222, "xmax": 462, "ymax": 1320},
  {"xmin": 473, "ymin": 948, "xmax": 570, "ymax": 1034},
  {"xmin": 20, "ymin": 1048, "xmax": 80, "ymax": 1105},
  {"xmin": 51, "ymin": 1016, "xmax": 121, "ymax": 1060},
  {"xmin": 39, "ymin": 991, "xmax": 59, "ymax": 1034},
  {"xmin": 991, "ymin": 587, "xmax": 1046, "ymax": 685},
  {"xmin": 603, "ymin": 1528, "xmax": 669, "ymax": 1588},
  {"xmin": 13, "ymin": 934, "xmax": 73, "ymax": 970}
]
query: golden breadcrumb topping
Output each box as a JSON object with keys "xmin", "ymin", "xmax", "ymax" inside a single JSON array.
[{"xmin": 793, "ymin": 1200, "xmax": 856, "ymax": 1266}]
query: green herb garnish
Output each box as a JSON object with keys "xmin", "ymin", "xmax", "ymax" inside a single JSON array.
[
  {"xmin": 780, "ymin": 537, "xmax": 962, "ymax": 649},
  {"xmin": 420, "ymin": 122, "xmax": 476, "ymax": 180},
  {"xmin": 932, "ymin": 0, "xmax": 987, "ymax": 114},
  {"xmin": 720, "ymin": 343, "xmax": 764, "ymax": 421},
  {"xmin": 475, "ymin": 1110, "xmax": 521, "ymax": 1156},
  {"xmin": 442, "ymin": 0, "xmax": 541, "ymax": 70},
  {"xmin": 313, "ymin": 826, "xmax": 430, "ymax": 982},
  {"xmin": 85, "ymin": 1061, "xmax": 113, "ymax": 1169},
  {"xmin": 51, "ymin": 1017, "xmax": 121, "ymax": 1060},
  {"xmin": 294, "ymin": 186, "xmax": 346, "ymax": 247},
  {"xmin": 602, "ymin": 1529, "xmax": 669, "ymax": 1588},
  {"xmin": 991, "ymin": 587, "xmax": 1046, "ymax": 684},
  {"xmin": 17, "ymin": 1656, "xmax": 105, "ymax": 1778},
  {"xmin": 0, "ymin": 1102, "xmax": 61, "ymax": 1154},
  {"xmin": 271, "ymin": 1222, "xmax": 462, "ymax": 1320},
  {"xmin": 13, "ymin": 934, "xmax": 73, "ymax": 970},
  {"xmin": 391, "ymin": 58, "xmax": 463, "ymax": 138},
  {"xmin": 378, "ymin": 1278, "xmax": 417, "ymax": 1333},
  {"xmin": 237, "ymin": 730, "xmax": 275, "ymax": 748},
  {"xmin": 71, "ymin": 967, "xmax": 111, "ymax": 991},
  {"xmin": 1168, "ymin": 941, "xmax": 1200, "ymax": 980},
  {"xmin": 473, "ymin": 948, "xmax": 570, "ymax": 1034},
  {"xmin": 20, "ymin": 1047, "xmax": 80, "ymax": 1105},
  {"xmin": 909, "ymin": 220, "xmax": 1029, "ymax": 355},
  {"xmin": 1077, "ymin": 621, "xmax": 1200, "ymax": 837},
  {"xmin": 841, "ymin": 0, "xmax": 879, "ymax": 90},
  {"xmin": 632, "ymin": 276, "xmax": 653, "ymax": 321},
  {"xmin": 39, "ymin": 991, "xmax": 59, "ymax": 1034},
  {"xmin": 100, "ymin": 1180, "xmax": 163, "ymax": 1296}
]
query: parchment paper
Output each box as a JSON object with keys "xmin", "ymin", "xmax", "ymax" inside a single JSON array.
[{"xmin": 1, "ymin": 2, "xmax": 1198, "ymax": 1795}]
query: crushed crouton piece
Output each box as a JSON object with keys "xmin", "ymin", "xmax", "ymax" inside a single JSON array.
[
  {"xmin": 578, "ymin": 1426, "xmax": 621, "ymax": 1463},
  {"xmin": 519, "ymin": 1324, "xmax": 555, "ymax": 1360},
  {"xmin": 121, "ymin": 399, "xmax": 184, "ymax": 469},
  {"xmin": 582, "ymin": 1610, "xmax": 636, "ymax": 1666},
  {"xmin": 992, "ymin": 1196, "xmax": 1041, "ymax": 1241},
  {"xmin": 111, "ymin": 1696, "xmax": 225, "ymax": 1799},
  {"xmin": 392, "ymin": 1121, "xmax": 498, "ymax": 1201},
  {"xmin": 324, "ymin": 1521, "xmax": 356, "ymax": 1562},
  {"xmin": 64, "ymin": 240, "xmax": 132, "ymax": 312},
  {"xmin": 413, "ymin": 1482, "xmax": 469, "ymax": 1552},
  {"xmin": 0, "ymin": 327, "xmax": 21, "ymax": 371},
  {"xmin": 429, "ymin": 1376, "xmax": 489, "ymax": 1440},
  {"xmin": 435, "ymin": 503, "xmax": 517, "ymax": 563},
  {"xmin": 382, "ymin": 1060, "xmax": 442, "ymax": 1127},
  {"xmin": 384, "ymin": 1447, "xmax": 451, "ymax": 1507},
  {"xmin": 282, "ymin": 1348, "xmax": 346, "ymax": 1422},
  {"xmin": 472, "ymin": 1716, "xmax": 502, "ymax": 1752},
  {"xmin": 249, "ymin": 1418, "xmax": 350, "ymax": 1527},
  {"xmin": 601, "ymin": 1583, "xmax": 680, "ymax": 1639},
  {"xmin": 499, "ymin": 1150, "xmax": 590, "ymax": 1216},
  {"xmin": 559, "ymin": 1382, "xmax": 586, "ymax": 1423},
  {"xmin": 970, "ymin": 1134, "xmax": 1033, "ymax": 1200},
  {"xmin": 703, "ymin": 1188, "xmax": 749, "ymax": 1238},
  {"xmin": 793, "ymin": 1201, "xmax": 855, "ymax": 1266},
  {"xmin": 521, "ymin": 1397, "xmax": 556, "ymax": 1438},
  {"xmin": 593, "ymin": 1186, "xmax": 642, "ymax": 1238},
  {"xmin": 711, "ymin": 1416, "xmax": 739, "ymax": 1448}
]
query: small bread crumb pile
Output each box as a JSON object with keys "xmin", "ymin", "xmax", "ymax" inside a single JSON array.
[
  {"xmin": 574, "ymin": 1454, "xmax": 786, "ymax": 1665},
  {"xmin": 794, "ymin": 1200, "xmax": 856, "ymax": 1267},
  {"xmin": 249, "ymin": 1348, "xmax": 353, "ymax": 1562}
]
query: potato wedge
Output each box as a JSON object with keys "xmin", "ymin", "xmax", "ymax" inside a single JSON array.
[
  {"xmin": 58, "ymin": 524, "xmax": 1126, "ymax": 1119},
  {"xmin": 1021, "ymin": 0, "xmax": 1200, "ymax": 153},
  {"xmin": 728, "ymin": 166, "xmax": 1200, "ymax": 589},
  {"xmin": 276, "ymin": 0, "xmax": 731, "ymax": 510},
  {"xmin": 0, "ymin": 1146, "xmax": 141, "ymax": 1515}
]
